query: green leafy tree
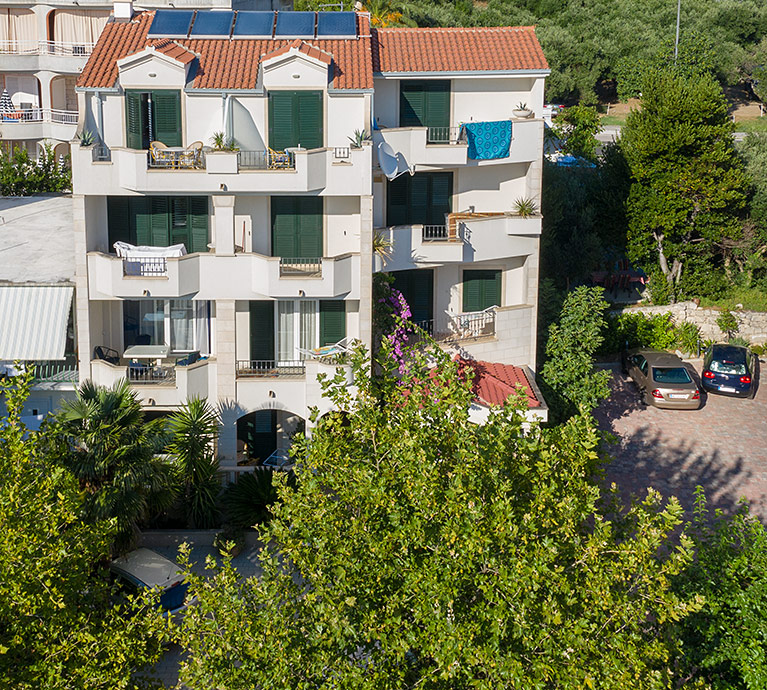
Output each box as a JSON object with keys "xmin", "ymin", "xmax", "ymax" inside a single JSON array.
[
  {"xmin": 175, "ymin": 344, "xmax": 702, "ymax": 690},
  {"xmin": 673, "ymin": 489, "xmax": 767, "ymax": 689},
  {"xmin": 52, "ymin": 379, "xmax": 177, "ymax": 549},
  {"xmin": 716, "ymin": 308, "xmax": 740, "ymax": 340},
  {"xmin": 621, "ymin": 69, "xmax": 749, "ymax": 302},
  {"xmin": 0, "ymin": 144, "xmax": 71, "ymax": 196},
  {"xmin": 167, "ymin": 397, "xmax": 221, "ymax": 529},
  {"xmin": 551, "ymin": 104, "xmax": 602, "ymax": 160},
  {"xmin": 0, "ymin": 371, "xmax": 169, "ymax": 689},
  {"xmin": 540, "ymin": 286, "xmax": 612, "ymax": 422}
]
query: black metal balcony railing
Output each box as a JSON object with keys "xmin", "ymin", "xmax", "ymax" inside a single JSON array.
[
  {"xmin": 29, "ymin": 358, "xmax": 79, "ymax": 383},
  {"xmin": 236, "ymin": 360, "xmax": 306, "ymax": 378},
  {"xmin": 422, "ymin": 225, "xmax": 449, "ymax": 241},
  {"xmin": 237, "ymin": 150, "xmax": 296, "ymax": 170},
  {"xmin": 127, "ymin": 364, "xmax": 176, "ymax": 385},
  {"xmin": 427, "ymin": 126, "xmax": 463, "ymax": 144},
  {"xmin": 147, "ymin": 149, "xmax": 205, "ymax": 169},
  {"xmin": 122, "ymin": 256, "xmax": 168, "ymax": 277},
  {"xmin": 279, "ymin": 257, "xmax": 322, "ymax": 277}
]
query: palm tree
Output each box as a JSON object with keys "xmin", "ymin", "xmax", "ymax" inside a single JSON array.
[
  {"xmin": 54, "ymin": 379, "xmax": 176, "ymax": 549},
  {"xmin": 167, "ymin": 397, "xmax": 221, "ymax": 529}
]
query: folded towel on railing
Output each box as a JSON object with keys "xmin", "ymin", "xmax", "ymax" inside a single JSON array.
[
  {"xmin": 113, "ymin": 241, "xmax": 187, "ymax": 258},
  {"xmin": 461, "ymin": 121, "xmax": 512, "ymax": 160}
]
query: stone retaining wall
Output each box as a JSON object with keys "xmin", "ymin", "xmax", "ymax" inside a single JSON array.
[{"xmin": 614, "ymin": 301, "xmax": 767, "ymax": 344}]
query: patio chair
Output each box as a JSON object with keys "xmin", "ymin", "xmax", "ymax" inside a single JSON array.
[
  {"xmin": 179, "ymin": 141, "xmax": 203, "ymax": 169},
  {"xmin": 297, "ymin": 338, "xmax": 348, "ymax": 361},
  {"xmin": 267, "ymin": 147, "xmax": 293, "ymax": 169},
  {"xmin": 93, "ymin": 345, "xmax": 120, "ymax": 365},
  {"xmin": 149, "ymin": 141, "xmax": 171, "ymax": 168}
]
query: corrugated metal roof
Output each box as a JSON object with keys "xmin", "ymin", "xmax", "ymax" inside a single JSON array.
[{"xmin": 0, "ymin": 286, "xmax": 74, "ymax": 360}]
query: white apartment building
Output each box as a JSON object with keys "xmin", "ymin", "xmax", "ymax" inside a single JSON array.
[
  {"xmin": 0, "ymin": 0, "xmax": 289, "ymax": 158},
  {"xmin": 71, "ymin": 5, "xmax": 549, "ymax": 467}
]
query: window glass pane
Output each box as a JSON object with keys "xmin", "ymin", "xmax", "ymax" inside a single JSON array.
[
  {"xmin": 124, "ymin": 300, "xmax": 164, "ymax": 347},
  {"xmin": 299, "ymin": 301, "xmax": 317, "ymax": 359},
  {"xmin": 277, "ymin": 301, "xmax": 295, "ymax": 361},
  {"xmin": 170, "ymin": 299, "xmax": 195, "ymax": 351}
]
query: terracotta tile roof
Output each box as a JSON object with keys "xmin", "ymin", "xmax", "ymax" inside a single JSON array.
[
  {"xmin": 78, "ymin": 11, "xmax": 373, "ymax": 90},
  {"xmin": 262, "ymin": 39, "xmax": 332, "ymax": 66},
  {"xmin": 371, "ymin": 26, "xmax": 548, "ymax": 73},
  {"xmin": 150, "ymin": 39, "xmax": 198, "ymax": 65},
  {"xmin": 457, "ymin": 358, "xmax": 540, "ymax": 408}
]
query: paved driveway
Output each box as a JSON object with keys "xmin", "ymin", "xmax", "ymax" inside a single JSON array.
[{"xmin": 596, "ymin": 359, "xmax": 767, "ymax": 520}]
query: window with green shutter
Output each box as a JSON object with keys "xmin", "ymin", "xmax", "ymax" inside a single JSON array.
[
  {"xmin": 392, "ymin": 269, "xmax": 434, "ymax": 325},
  {"xmin": 399, "ymin": 80, "xmax": 450, "ymax": 129},
  {"xmin": 125, "ymin": 90, "xmax": 181, "ymax": 149},
  {"xmin": 463, "ymin": 270, "xmax": 502, "ymax": 313},
  {"xmin": 386, "ymin": 172, "xmax": 452, "ymax": 226},
  {"xmin": 107, "ymin": 196, "xmax": 208, "ymax": 252},
  {"xmin": 271, "ymin": 196, "xmax": 323, "ymax": 258},
  {"xmin": 268, "ymin": 90, "xmax": 323, "ymax": 151},
  {"xmin": 249, "ymin": 301, "xmax": 275, "ymax": 361},
  {"xmin": 319, "ymin": 300, "xmax": 345, "ymax": 346}
]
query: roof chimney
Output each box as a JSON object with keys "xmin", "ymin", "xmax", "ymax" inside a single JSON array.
[{"xmin": 114, "ymin": 0, "xmax": 134, "ymax": 21}]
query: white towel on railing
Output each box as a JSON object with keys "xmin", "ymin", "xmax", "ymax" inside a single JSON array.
[{"xmin": 113, "ymin": 241, "xmax": 187, "ymax": 258}]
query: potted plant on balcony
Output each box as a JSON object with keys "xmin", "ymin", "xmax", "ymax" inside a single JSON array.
[
  {"xmin": 512, "ymin": 102, "xmax": 533, "ymax": 119},
  {"xmin": 347, "ymin": 129, "xmax": 371, "ymax": 149},
  {"xmin": 513, "ymin": 196, "xmax": 539, "ymax": 218},
  {"xmin": 206, "ymin": 131, "xmax": 240, "ymax": 174}
]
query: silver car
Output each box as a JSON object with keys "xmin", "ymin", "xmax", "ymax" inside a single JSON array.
[{"xmin": 622, "ymin": 349, "xmax": 701, "ymax": 410}]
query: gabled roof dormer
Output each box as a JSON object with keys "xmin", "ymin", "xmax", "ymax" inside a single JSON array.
[
  {"xmin": 116, "ymin": 40, "xmax": 198, "ymax": 90},
  {"xmin": 259, "ymin": 40, "xmax": 333, "ymax": 90}
]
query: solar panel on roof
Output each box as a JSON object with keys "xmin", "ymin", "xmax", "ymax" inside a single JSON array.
[
  {"xmin": 190, "ymin": 11, "xmax": 234, "ymax": 37},
  {"xmin": 316, "ymin": 11, "xmax": 356, "ymax": 37},
  {"xmin": 274, "ymin": 11, "xmax": 315, "ymax": 37},
  {"xmin": 147, "ymin": 10, "xmax": 195, "ymax": 38},
  {"xmin": 232, "ymin": 11, "xmax": 274, "ymax": 38}
]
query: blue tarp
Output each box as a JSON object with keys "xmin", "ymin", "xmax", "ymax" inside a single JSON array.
[{"xmin": 462, "ymin": 120, "xmax": 512, "ymax": 160}]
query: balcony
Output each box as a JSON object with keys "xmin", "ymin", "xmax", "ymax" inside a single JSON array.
[
  {"xmin": 236, "ymin": 360, "xmax": 306, "ymax": 378},
  {"xmin": 72, "ymin": 144, "xmax": 371, "ymax": 197},
  {"xmin": 0, "ymin": 40, "xmax": 94, "ymax": 72},
  {"xmin": 87, "ymin": 251, "xmax": 360, "ymax": 300},
  {"xmin": 0, "ymin": 108, "xmax": 78, "ymax": 141},
  {"xmin": 375, "ymin": 119, "xmax": 543, "ymax": 170},
  {"xmin": 90, "ymin": 357, "xmax": 210, "ymax": 407}
]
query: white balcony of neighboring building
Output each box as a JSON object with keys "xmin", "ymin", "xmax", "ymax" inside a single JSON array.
[
  {"xmin": 72, "ymin": 144, "xmax": 372, "ymax": 197},
  {"xmin": 90, "ymin": 356, "xmax": 211, "ymax": 408},
  {"xmin": 374, "ymin": 119, "xmax": 543, "ymax": 170},
  {"xmin": 377, "ymin": 213, "xmax": 540, "ymax": 273},
  {"xmin": 86, "ymin": 251, "xmax": 360, "ymax": 301},
  {"xmin": 0, "ymin": 107, "xmax": 78, "ymax": 141}
]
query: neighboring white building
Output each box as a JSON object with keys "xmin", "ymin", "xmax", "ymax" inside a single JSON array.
[{"xmin": 71, "ymin": 6, "xmax": 549, "ymax": 466}]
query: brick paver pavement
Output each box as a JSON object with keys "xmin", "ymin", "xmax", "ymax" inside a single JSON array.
[{"xmin": 595, "ymin": 359, "xmax": 767, "ymax": 520}]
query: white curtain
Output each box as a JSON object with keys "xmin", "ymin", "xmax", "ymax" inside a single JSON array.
[
  {"xmin": 299, "ymin": 301, "xmax": 317, "ymax": 359},
  {"xmin": 53, "ymin": 10, "xmax": 109, "ymax": 45},
  {"xmin": 170, "ymin": 300, "xmax": 195, "ymax": 352},
  {"xmin": 4, "ymin": 76, "xmax": 39, "ymax": 108},
  {"xmin": 195, "ymin": 301, "xmax": 210, "ymax": 356},
  {"xmin": 277, "ymin": 301, "xmax": 294, "ymax": 362},
  {"xmin": 0, "ymin": 9, "xmax": 37, "ymax": 45}
]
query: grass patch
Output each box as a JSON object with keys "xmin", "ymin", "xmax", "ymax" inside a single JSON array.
[
  {"xmin": 699, "ymin": 287, "xmax": 767, "ymax": 313},
  {"xmin": 600, "ymin": 114, "xmax": 627, "ymax": 126},
  {"xmin": 733, "ymin": 118, "xmax": 767, "ymax": 133}
]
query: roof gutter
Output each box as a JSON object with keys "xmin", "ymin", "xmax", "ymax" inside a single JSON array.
[
  {"xmin": 76, "ymin": 87, "xmax": 120, "ymax": 94},
  {"xmin": 374, "ymin": 69, "xmax": 551, "ymax": 78}
]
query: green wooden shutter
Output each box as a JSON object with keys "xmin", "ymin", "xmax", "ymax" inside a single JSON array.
[
  {"xmin": 151, "ymin": 91, "xmax": 181, "ymax": 147},
  {"xmin": 392, "ymin": 269, "xmax": 433, "ymax": 324},
  {"xmin": 107, "ymin": 197, "xmax": 132, "ymax": 248},
  {"xmin": 269, "ymin": 91, "xmax": 296, "ymax": 151},
  {"xmin": 188, "ymin": 197, "xmax": 209, "ymax": 253},
  {"xmin": 271, "ymin": 197, "xmax": 298, "ymax": 258},
  {"xmin": 133, "ymin": 197, "xmax": 152, "ymax": 246},
  {"xmin": 387, "ymin": 175, "xmax": 409, "ymax": 226},
  {"xmin": 239, "ymin": 410, "xmax": 276, "ymax": 462},
  {"xmin": 409, "ymin": 175, "xmax": 429, "ymax": 223},
  {"xmin": 249, "ymin": 301, "xmax": 275, "ymax": 361},
  {"xmin": 400, "ymin": 82, "xmax": 427, "ymax": 127},
  {"xmin": 125, "ymin": 91, "xmax": 143, "ymax": 150},
  {"xmin": 320, "ymin": 300, "xmax": 346, "ymax": 346},
  {"xmin": 463, "ymin": 270, "xmax": 501, "ymax": 312},
  {"xmin": 296, "ymin": 91, "xmax": 323, "ymax": 150},
  {"xmin": 149, "ymin": 197, "xmax": 170, "ymax": 247},
  {"xmin": 425, "ymin": 81, "xmax": 450, "ymax": 129},
  {"xmin": 297, "ymin": 197, "xmax": 323, "ymax": 258},
  {"xmin": 428, "ymin": 173, "xmax": 452, "ymax": 225}
]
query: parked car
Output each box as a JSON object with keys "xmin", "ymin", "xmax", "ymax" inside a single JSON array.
[
  {"xmin": 621, "ymin": 348, "xmax": 701, "ymax": 410},
  {"xmin": 110, "ymin": 548, "xmax": 193, "ymax": 619},
  {"xmin": 262, "ymin": 448, "xmax": 294, "ymax": 471},
  {"xmin": 702, "ymin": 343, "xmax": 756, "ymax": 398}
]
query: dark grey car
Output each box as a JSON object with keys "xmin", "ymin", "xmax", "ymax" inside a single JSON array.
[{"xmin": 621, "ymin": 349, "xmax": 701, "ymax": 410}]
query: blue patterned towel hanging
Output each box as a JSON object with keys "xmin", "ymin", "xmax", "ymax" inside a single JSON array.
[{"xmin": 462, "ymin": 120, "xmax": 512, "ymax": 160}]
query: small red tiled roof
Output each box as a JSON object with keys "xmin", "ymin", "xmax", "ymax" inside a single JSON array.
[
  {"xmin": 262, "ymin": 39, "xmax": 332, "ymax": 66},
  {"xmin": 458, "ymin": 358, "xmax": 540, "ymax": 408},
  {"xmin": 78, "ymin": 11, "xmax": 373, "ymax": 90},
  {"xmin": 149, "ymin": 39, "xmax": 198, "ymax": 65},
  {"xmin": 371, "ymin": 25, "xmax": 548, "ymax": 73}
]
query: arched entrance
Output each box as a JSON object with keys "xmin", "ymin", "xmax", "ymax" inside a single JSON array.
[{"xmin": 237, "ymin": 408, "xmax": 305, "ymax": 464}]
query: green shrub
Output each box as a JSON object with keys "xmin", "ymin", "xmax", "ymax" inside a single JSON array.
[
  {"xmin": 600, "ymin": 311, "xmax": 677, "ymax": 354},
  {"xmin": 222, "ymin": 471, "xmax": 278, "ymax": 530},
  {"xmin": 751, "ymin": 344, "xmax": 765, "ymax": 357},
  {"xmin": 0, "ymin": 144, "xmax": 71, "ymax": 196},
  {"xmin": 728, "ymin": 335, "xmax": 751, "ymax": 348},
  {"xmin": 675, "ymin": 321, "xmax": 703, "ymax": 356},
  {"xmin": 716, "ymin": 309, "xmax": 740, "ymax": 340}
]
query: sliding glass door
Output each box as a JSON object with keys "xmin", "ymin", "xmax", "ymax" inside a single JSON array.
[{"xmin": 123, "ymin": 299, "xmax": 210, "ymax": 354}]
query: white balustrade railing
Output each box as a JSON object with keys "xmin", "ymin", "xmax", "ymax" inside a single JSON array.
[
  {"xmin": 0, "ymin": 108, "xmax": 78, "ymax": 125},
  {"xmin": 0, "ymin": 40, "xmax": 95, "ymax": 56}
]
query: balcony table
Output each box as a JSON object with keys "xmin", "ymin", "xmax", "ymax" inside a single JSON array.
[{"xmin": 123, "ymin": 344, "xmax": 170, "ymax": 361}]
